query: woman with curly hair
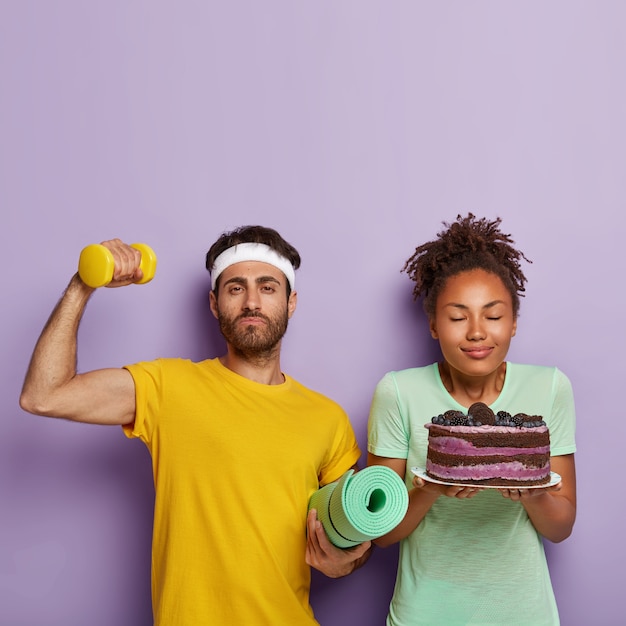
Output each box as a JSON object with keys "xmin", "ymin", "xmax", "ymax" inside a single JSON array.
[{"xmin": 367, "ymin": 214, "xmax": 576, "ymax": 625}]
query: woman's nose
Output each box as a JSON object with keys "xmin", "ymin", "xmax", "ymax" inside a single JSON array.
[{"xmin": 466, "ymin": 319, "xmax": 486, "ymax": 340}]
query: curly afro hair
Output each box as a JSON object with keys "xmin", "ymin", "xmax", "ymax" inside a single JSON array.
[{"xmin": 403, "ymin": 213, "xmax": 531, "ymax": 318}]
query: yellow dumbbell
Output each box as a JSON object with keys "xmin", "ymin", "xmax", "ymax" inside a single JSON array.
[{"xmin": 78, "ymin": 243, "xmax": 157, "ymax": 288}]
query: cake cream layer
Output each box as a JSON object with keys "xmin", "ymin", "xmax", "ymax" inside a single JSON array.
[
  {"xmin": 426, "ymin": 423, "xmax": 549, "ymax": 450},
  {"xmin": 426, "ymin": 460, "xmax": 550, "ymax": 482},
  {"xmin": 427, "ymin": 436, "xmax": 549, "ymax": 457},
  {"xmin": 428, "ymin": 424, "xmax": 549, "ymax": 434}
]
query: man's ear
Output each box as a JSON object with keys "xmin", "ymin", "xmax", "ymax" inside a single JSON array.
[
  {"xmin": 209, "ymin": 291, "xmax": 219, "ymax": 320},
  {"xmin": 287, "ymin": 291, "xmax": 297, "ymax": 318}
]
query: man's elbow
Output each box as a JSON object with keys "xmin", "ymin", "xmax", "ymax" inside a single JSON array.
[{"xmin": 19, "ymin": 388, "xmax": 57, "ymax": 417}]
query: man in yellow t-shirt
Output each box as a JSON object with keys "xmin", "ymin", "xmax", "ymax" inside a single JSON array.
[{"xmin": 20, "ymin": 225, "xmax": 372, "ymax": 625}]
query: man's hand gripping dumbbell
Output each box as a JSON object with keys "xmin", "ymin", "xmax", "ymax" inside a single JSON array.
[{"xmin": 78, "ymin": 239, "xmax": 157, "ymax": 288}]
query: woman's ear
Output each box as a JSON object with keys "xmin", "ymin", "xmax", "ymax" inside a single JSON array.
[{"xmin": 429, "ymin": 318, "xmax": 438, "ymax": 339}]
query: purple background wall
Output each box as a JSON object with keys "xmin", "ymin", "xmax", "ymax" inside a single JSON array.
[{"xmin": 1, "ymin": 3, "xmax": 624, "ymax": 624}]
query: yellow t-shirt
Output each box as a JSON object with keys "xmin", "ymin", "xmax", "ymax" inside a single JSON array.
[{"xmin": 124, "ymin": 357, "xmax": 360, "ymax": 626}]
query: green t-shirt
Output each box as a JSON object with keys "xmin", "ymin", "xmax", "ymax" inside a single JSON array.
[{"xmin": 368, "ymin": 362, "xmax": 576, "ymax": 626}]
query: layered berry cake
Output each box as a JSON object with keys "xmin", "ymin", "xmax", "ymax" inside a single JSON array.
[{"xmin": 424, "ymin": 402, "xmax": 551, "ymax": 486}]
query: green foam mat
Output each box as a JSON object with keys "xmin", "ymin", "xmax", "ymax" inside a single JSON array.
[{"xmin": 308, "ymin": 465, "xmax": 409, "ymax": 548}]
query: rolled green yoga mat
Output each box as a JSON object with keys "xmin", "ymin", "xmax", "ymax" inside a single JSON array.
[{"xmin": 308, "ymin": 465, "xmax": 409, "ymax": 548}]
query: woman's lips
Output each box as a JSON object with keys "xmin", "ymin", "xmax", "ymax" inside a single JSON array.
[{"xmin": 462, "ymin": 346, "xmax": 493, "ymax": 359}]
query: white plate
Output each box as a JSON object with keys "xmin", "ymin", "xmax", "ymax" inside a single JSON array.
[{"xmin": 410, "ymin": 467, "xmax": 562, "ymax": 489}]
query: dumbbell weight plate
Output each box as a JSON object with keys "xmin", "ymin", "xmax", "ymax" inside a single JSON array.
[
  {"xmin": 78, "ymin": 244, "xmax": 115, "ymax": 288},
  {"xmin": 131, "ymin": 243, "xmax": 157, "ymax": 284}
]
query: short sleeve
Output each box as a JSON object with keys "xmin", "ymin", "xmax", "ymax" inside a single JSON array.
[
  {"xmin": 548, "ymin": 368, "xmax": 577, "ymax": 456},
  {"xmin": 122, "ymin": 359, "xmax": 163, "ymax": 444},
  {"xmin": 318, "ymin": 408, "xmax": 361, "ymax": 486},
  {"xmin": 367, "ymin": 372, "xmax": 410, "ymax": 459}
]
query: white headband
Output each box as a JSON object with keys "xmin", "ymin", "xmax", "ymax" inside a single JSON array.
[{"xmin": 210, "ymin": 242, "xmax": 296, "ymax": 290}]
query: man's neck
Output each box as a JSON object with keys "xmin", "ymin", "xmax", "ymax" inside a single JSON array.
[{"xmin": 218, "ymin": 349, "xmax": 285, "ymax": 385}]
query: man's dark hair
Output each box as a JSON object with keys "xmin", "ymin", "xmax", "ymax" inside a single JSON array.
[{"xmin": 206, "ymin": 225, "xmax": 301, "ymax": 295}]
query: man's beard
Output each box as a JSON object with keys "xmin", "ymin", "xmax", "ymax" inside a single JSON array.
[{"xmin": 217, "ymin": 309, "xmax": 289, "ymax": 358}]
